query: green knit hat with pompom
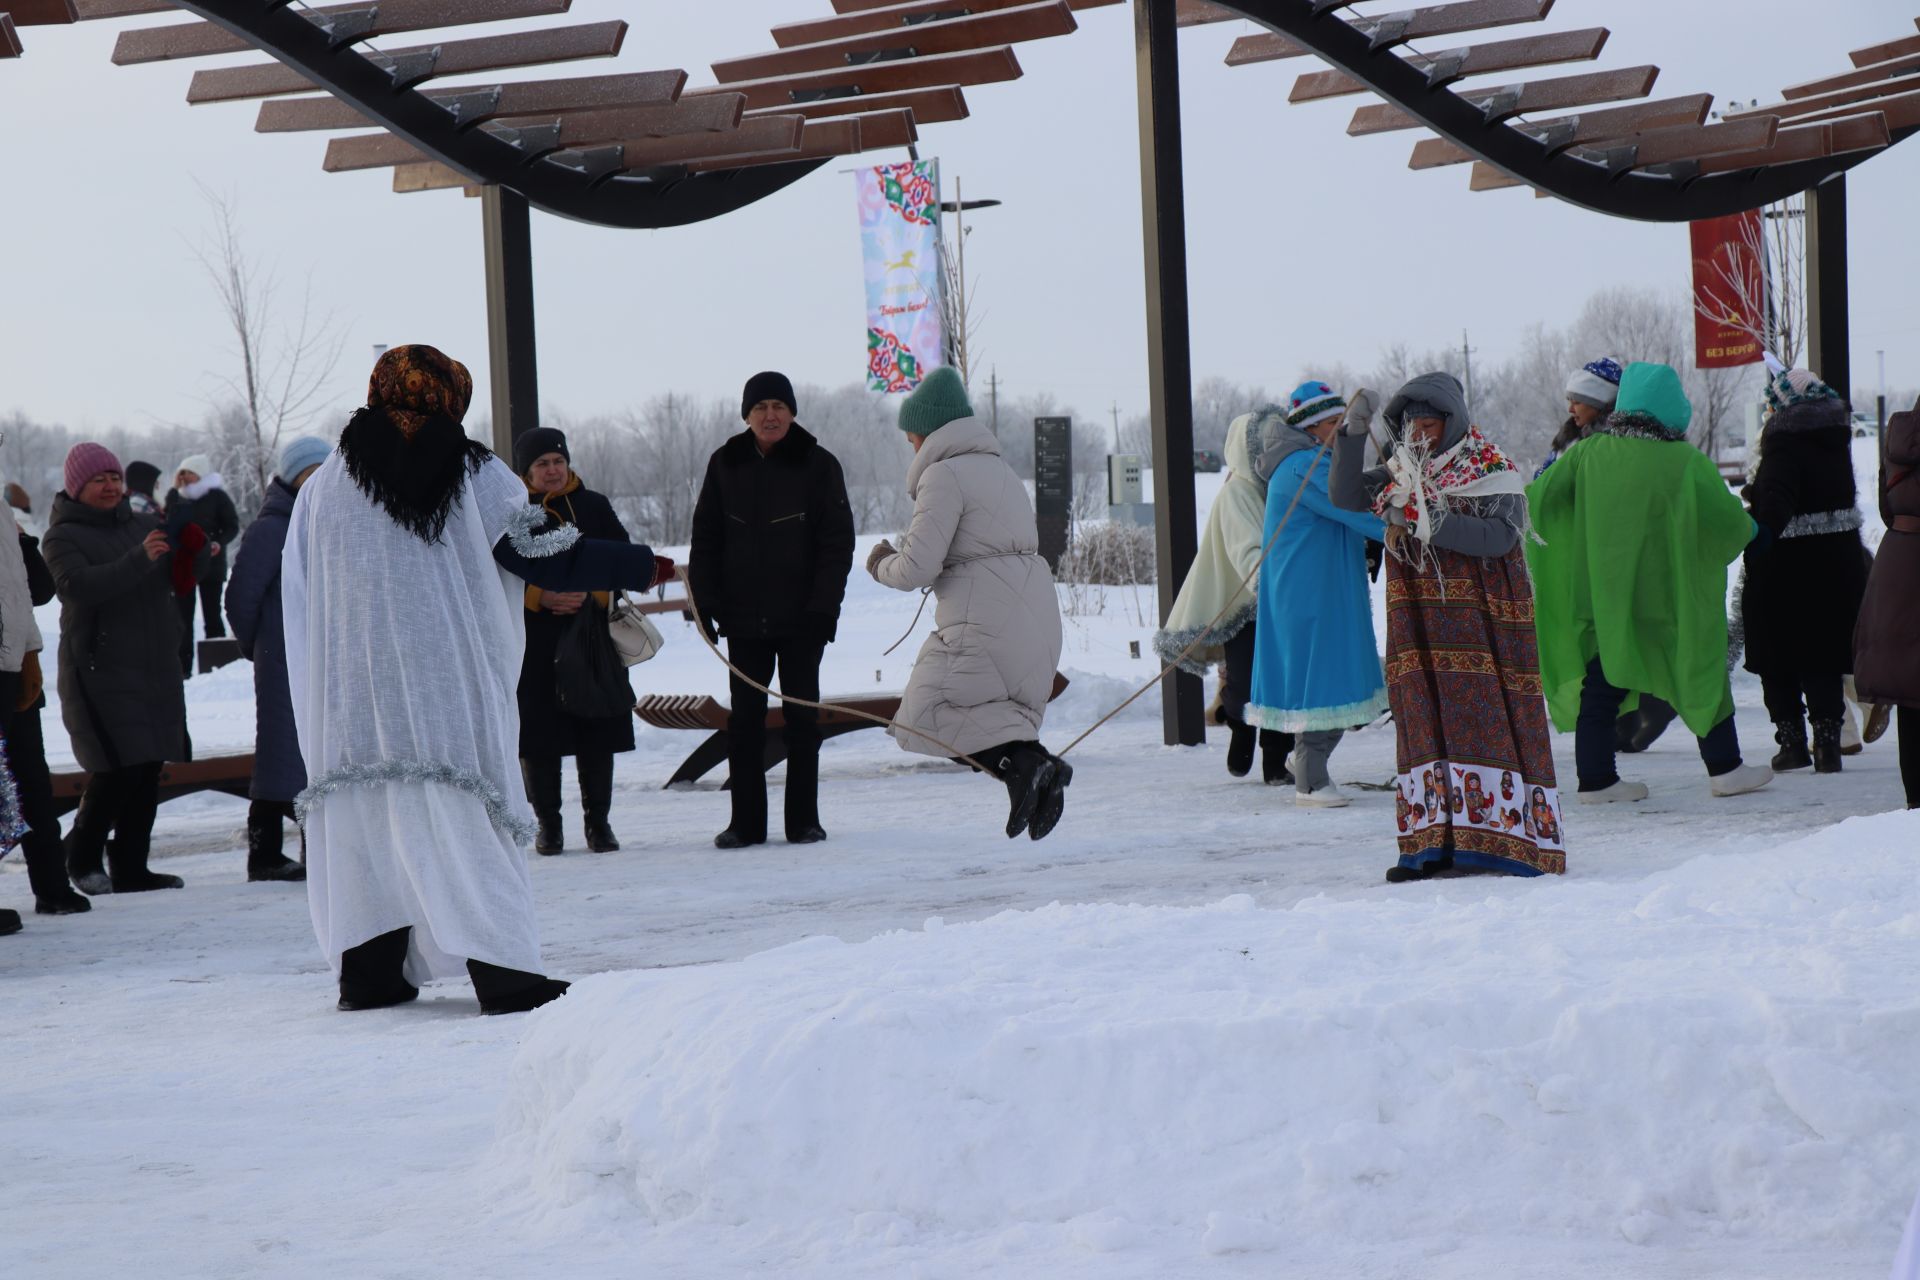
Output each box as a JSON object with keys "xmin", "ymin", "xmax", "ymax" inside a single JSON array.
[{"xmin": 897, "ymin": 365, "xmax": 974, "ymax": 436}]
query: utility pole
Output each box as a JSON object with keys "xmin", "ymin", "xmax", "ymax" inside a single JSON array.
[
  {"xmin": 1111, "ymin": 401, "xmax": 1122, "ymax": 451},
  {"xmin": 987, "ymin": 366, "xmax": 1001, "ymax": 435},
  {"xmin": 1461, "ymin": 328, "xmax": 1477, "ymax": 418}
]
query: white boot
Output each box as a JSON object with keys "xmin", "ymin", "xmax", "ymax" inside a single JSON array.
[
  {"xmin": 1295, "ymin": 783, "xmax": 1351, "ymax": 809},
  {"xmin": 1709, "ymin": 763, "xmax": 1774, "ymax": 798},
  {"xmin": 1576, "ymin": 780, "xmax": 1649, "ymax": 804},
  {"xmin": 1840, "ymin": 702, "xmax": 1864, "ymax": 756}
]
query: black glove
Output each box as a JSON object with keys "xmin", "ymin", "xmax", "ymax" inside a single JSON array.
[
  {"xmin": 805, "ymin": 611, "xmax": 838, "ymax": 645},
  {"xmin": 1365, "ymin": 538, "xmax": 1386, "ymax": 582},
  {"xmin": 1747, "ymin": 522, "xmax": 1777, "ymax": 556}
]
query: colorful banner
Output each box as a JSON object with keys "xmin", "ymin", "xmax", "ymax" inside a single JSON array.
[
  {"xmin": 1690, "ymin": 210, "xmax": 1768, "ymax": 369},
  {"xmin": 857, "ymin": 159, "xmax": 946, "ymax": 393}
]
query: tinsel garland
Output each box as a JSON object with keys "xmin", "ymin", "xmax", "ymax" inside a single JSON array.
[
  {"xmin": 296, "ymin": 758, "xmax": 536, "ymax": 845},
  {"xmin": 1781, "ymin": 508, "xmax": 1863, "ymax": 539},
  {"xmin": 505, "ymin": 502, "xmax": 582, "ymax": 559},
  {"xmin": 0, "ymin": 730, "xmax": 29, "ymax": 854}
]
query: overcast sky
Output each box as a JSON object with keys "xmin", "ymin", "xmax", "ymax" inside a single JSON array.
[{"xmin": 3, "ymin": 0, "xmax": 1917, "ymax": 437}]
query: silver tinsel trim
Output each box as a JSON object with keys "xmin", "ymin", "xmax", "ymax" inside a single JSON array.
[
  {"xmin": 1780, "ymin": 508, "xmax": 1863, "ymax": 539},
  {"xmin": 0, "ymin": 729, "xmax": 30, "ymax": 854},
  {"xmin": 505, "ymin": 502, "xmax": 582, "ymax": 559},
  {"xmin": 1727, "ymin": 565, "xmax": 1747, "ymax": 673},
  {"xmin": 296, "ymin": 759, "xmax": 536, "ymax": 845},
  {"xmin": 1151, "ymin": 601, "xmax": 1257, "ymax": 676}
]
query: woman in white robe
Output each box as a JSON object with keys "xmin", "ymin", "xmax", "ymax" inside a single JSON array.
[{"xmin": 284, "ymin": 345, "xmax": 664, "ymax": 1014}]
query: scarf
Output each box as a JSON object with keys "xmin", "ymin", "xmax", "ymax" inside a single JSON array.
[
  {"xmin": 340, "ymin": 409, "xmax": 493, "ymax": 545},
  {"xmin": 367, "ymin": 344, "xmax": 474, "ymax": 438},
  {"xmin": 1371, "ymin": 424, "xmax": 1530, "ymax": 553}
]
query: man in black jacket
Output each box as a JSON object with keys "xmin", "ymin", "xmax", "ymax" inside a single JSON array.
[{"xmin": 690, "ymin": 372, "xmax": 855, "ymax": 849}]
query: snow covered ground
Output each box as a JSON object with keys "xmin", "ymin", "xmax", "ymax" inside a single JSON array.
[{"xmin": 5, "ymin": 450, "xmax": 1917, "ymax": 1279}]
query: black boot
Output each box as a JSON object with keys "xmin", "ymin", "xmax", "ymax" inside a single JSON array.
[
  {"xmin": 1225, "ymin": 717, "xmax": 1255, "ymax": 778},
  {"xmin": 1771, "ymin": 718, "xmax": 1812, "ymax": 772},
  {"xmin": 520, "ymin": 758, "xmax": 565, "ymax": 855},
  {"xmin": 107, "ymin": 834, "xmax": 182, "ymax": 893},
  {"xmin": 24, "ymin": 829, "xmax": 89, "ymax": 914},
  {"xmin": 1027, "ymin": 753, "xmax": 1072, "ymax": 841},
  {"xmin": 247, "ymin": 801, "xmax": 306, "ymax": 882},
  {"xmin": 338, "ymin": 928, "xmax": 418, "ymax": 1011},
  {"xmin": 0, "ymin": 908, "xmax": 20, "ymax": 936},
  {"xmin": 1810, "ymin": 718, "xmax": 1844, "ymax": 774},
  {"xmin": 987, "ymin": 743, "xmax": 1056, "ymax": 840},
  {"xmin": 577, "ymin": 754, "xmax": 620, "ymax": 853},
  {"xmin": 1260, "ymin": 731, "xmax": 1295, "ymax": 787},
  {"xmin": 63, "ymin": 826, "xmax": 111, "ymax": 897},
  {"xmin": 468, "ymin": 959, "xmax": 571, "ymax": 1015}
]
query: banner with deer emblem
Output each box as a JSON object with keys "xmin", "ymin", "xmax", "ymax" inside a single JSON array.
[{"xmin": 856, "ymin": 159, "xmax": 946, "ymax": 393}]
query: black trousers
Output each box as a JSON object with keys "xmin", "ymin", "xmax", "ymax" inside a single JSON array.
[
  {"xmin": 177, "ymin": 576, "xmax": 225, "ymax": 675},
  {"xmin": 1760, "ymin": 672, "xmax": 1846, "ymax": 726},
  {"xmin": 0, "ymin": 673, "xmax": 73, "ymax": 901},
  {"xmin": 520, "ymin": 752, "xmax": 614, "ymax": 824},
  {"xmin": 1575, "ymin": 657, "xmax": 1741, "ymax": 789},
  {"xmin": 338, "ymin": 926, "xmax": 545, "ymax": 1004},
  {"xmin": 1220, "ymin": 623, "xmax": 1256, "ymax": 726},
  {"xmin": 1901, "ymin": 706, "xmax": 1920, "ymax": 811},
  {"xmin": 66, "ymin": 761, "xmax": 163, "ymax": 879},
  {"xmin": 725, "ymin": 636, "xmax": 824, "ymax": 842}
]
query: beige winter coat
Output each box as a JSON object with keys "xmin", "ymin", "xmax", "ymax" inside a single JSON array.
[{"xmin": 872, "ymin": 416, "xmax": 1064, "ymax": 757}]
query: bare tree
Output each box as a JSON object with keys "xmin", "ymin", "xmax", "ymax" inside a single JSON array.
[{"xmin": 190, "ymin": 184, "xmax": 346, "ymax": 518}]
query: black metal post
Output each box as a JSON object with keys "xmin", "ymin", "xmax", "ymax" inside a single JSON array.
[
  {"xmin": 1133, "ymin": 0, "xmax": 1204, "ymax": 747},
  {"xmin": 1806, "ymin": 175, "xmax": 1851, "ymax": 402},
  {"xmin": 482, "ymin": 185, "xmax": 540, "ymax": 455}
]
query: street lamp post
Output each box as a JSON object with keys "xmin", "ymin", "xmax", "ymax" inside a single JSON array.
[{"xmin": 938, "ymin": 178, "xmax": 1001, "ymax": 388}]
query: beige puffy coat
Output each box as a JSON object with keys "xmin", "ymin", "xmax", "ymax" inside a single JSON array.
[{"xmin": 872, "ymin": 416, "xmax": 1064, "ymax": 757}]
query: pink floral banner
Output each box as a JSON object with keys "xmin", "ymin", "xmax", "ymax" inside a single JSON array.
[{"xmin": 856, "ymin": 159, "xmax": 946, "ymax": 393}]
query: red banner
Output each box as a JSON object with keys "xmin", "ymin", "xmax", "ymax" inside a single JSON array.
[{"xmin": 1690, "ymin": 211, "xmax": 1767, "ymax": 369}]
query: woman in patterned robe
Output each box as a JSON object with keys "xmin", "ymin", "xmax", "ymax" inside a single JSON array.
[{"xmin": 1332, "ymin": 372, "xmax": 1565, "ymax": 882}]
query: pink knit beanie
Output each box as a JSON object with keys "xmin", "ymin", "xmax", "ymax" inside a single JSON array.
[{"xmin": 63, "ymin": 443, "xmax": 123, "ymax": 498}]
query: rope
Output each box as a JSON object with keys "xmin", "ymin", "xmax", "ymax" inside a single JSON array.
[
  {"xmin": 881, "ymin": 588, "xmax": 932, "ymax": 656},
  {"xmin": 672, "ymin": 441, "xmax": 1332, "ymax": 769}
]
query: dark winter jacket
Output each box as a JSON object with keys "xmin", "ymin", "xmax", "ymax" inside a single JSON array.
[
  {"xmin": 224, "ymin": 477, "xmax": 305, "ymax": 800},
  {"xmin": 517, "ymin": 475, "xmax": 637, "ymax": 759},
  {"xmin": 1854, "ymin": 405, "xmax": 1920, "ymax": 707},
  {"xmin": 42, "ymin": 493, "xmax": 210, "ymax": 772},
  {"xmin": 1740, "ymin": 398, "xmax": 1870, "ymax": 678},
  {"xmin": 163, "ymin": 479, "xmax": 241, "ymax": 582},
  {"xmin": 689, "ymin": 424, "xmax": 856, "ymax": 642}
]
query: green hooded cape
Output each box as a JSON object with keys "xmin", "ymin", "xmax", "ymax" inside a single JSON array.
[{"xmin": 1526, "ymin": 434, "xmax": 1754, "ymax": 737}]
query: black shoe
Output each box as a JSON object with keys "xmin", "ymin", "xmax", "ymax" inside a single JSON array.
[
  {"xmin": 337, "ymin": 981, "xmax": 419, "ymax": 1012},
  {"xmin": 1259, "ymin": 731, "xmax": 1295, "ymax": 787},
  {"xmin": 787, "ymin": 825, "xmax": 828, "ymax": 845},
  {"xmin": 73, "ymin": 870, "xmax": 112, "ymax": 896},
  {"xmin": 0, "ymin": 908, "xmax": 20, "ymax": 936},
  {"xmin": 111, "ymin": 870, "xmax": 184, "ymax": 893},
  {"xmin": 248, "ymin": 856, "xmax": 307, "ymax": 883},
  {"xmin": 714, "ymin": 829, "xmax": 764, "ymax": 849},
  {"xmin": 479, "ymin": 977, "xmax": 571, "ymax": 1016},
  {"xmin": 1226, "ymin": 720, "xmax": 1255, "ymax": 778},
  {"xmin": 1384, "ymin": 865, "xmax": 1431, "ymax": 883},
  {"xmin": 992, "ymin": 746, "xmax": 1056, "ymax": 840},
  {"xmin": 1810, "ymin": 718, "xmax": 1843, "ymax": 774},
  {"xmin": 35, "ymin": 888, "xmax": 92, "ymax": 915},
  {"xmin": 1771, "ymin": 719, "xmax": 1812, "ymax": 772},
  {"xmin": 534, "ymin": 816, "xmax": 564, "ymax": 856},
  {"xmin": 584, "ymin": 820, "xmax": 620, "ymax": 853},
  {"xmin": 1028, "ymin": 756, "xmax": 1072, "ymax": 841}
]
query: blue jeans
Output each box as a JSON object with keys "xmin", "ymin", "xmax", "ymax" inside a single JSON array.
[{"xmin": 1575, "ymin": 657, "xmax": 1741, "ymax": 790}]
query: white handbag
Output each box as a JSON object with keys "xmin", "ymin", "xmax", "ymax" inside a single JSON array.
[{"xmin": 607, "ymin": 590, "xmax": 665, "ymax": 666}]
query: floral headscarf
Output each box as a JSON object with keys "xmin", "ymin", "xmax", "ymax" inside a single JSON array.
[{"xmin": 368, "ymin": 344, "xmax": 473, "ymax": 436}]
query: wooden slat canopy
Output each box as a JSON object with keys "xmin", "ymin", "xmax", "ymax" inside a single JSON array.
[{"xmin": 1202, "ymin": 0, "xmax": 1920, "ymax": 220}]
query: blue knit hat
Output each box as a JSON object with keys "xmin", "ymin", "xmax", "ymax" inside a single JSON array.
[
  {"xmin": 1284, "ymin": 380, "xmax": 1346, "ymax": 430},
  {"xmin": 276, "ymin": 435, "xmax": 332, "ymax": 486},
  {"xmin": 897, "ymin": 365, "xmax": 974, "ymax": 436},
  {"xmin": 1565, "ymin": 356, "xmax": 1624, "ymax": 410}
]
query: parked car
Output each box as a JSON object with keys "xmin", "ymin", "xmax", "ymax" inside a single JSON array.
[{"xmin": 1193, "ymin": 449, "xmax": 1224, "ymax": 473}]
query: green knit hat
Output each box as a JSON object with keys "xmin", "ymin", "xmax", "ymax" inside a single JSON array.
[
  {"xmin": 897, "ymin": 366, "xmax": 974, "ymax": 436},
  {"xmin": 1615, "ymin": 361, "xmax": 1693, "ymax": 435}
]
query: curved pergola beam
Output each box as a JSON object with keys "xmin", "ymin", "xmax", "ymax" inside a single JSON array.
[
  {"xmin": 169, "ymin": 0, "xmax": 826, "ymax": 229},
  {"xmin": 1208, "ymin": 0, "xmax": 1914, "ymax": 222}
]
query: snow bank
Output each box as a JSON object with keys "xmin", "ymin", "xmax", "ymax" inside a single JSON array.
[{"xmin": 492, "ymin": 810, "xmax": 1920, "ymax": 1265}]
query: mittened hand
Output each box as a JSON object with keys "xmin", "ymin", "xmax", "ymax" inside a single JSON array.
[
  {"xmin": 651, "ymin": 555, "xmax": 677, "ymax": 589},
  {"xmin": 1343, "ymin": 388, "xmax": 1378, "ymax": 437},
  {"xmin": 865, "ymin": 539, "xmax": 896, "ymax": 577}
]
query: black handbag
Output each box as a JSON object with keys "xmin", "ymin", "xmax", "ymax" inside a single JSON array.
[{"xmin": 553, "ymin": 602, "xmax": 636, "ymax": 719}]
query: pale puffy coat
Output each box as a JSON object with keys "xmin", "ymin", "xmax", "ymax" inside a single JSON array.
[
  {"xmin": 873, "ymin": 416, "xmax": 1064, "ymax": 757},
  {"xmin": 1150, "ymin": 411, "xmax": 1272, "ymax": 675}
]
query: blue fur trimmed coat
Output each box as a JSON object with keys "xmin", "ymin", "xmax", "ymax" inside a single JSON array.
[{"xmin": 1245, "ymin": 432, "xmax": 1390, "ymax": 732}]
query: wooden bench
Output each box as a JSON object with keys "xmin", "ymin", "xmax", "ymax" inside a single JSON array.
[
  {"xmin": 50, "ymin": 753, "xmax": 255, "ymax": 818},
  {"xmin": 637, "ymin": 673, "xmax": 1071, "ymax": 788}
]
